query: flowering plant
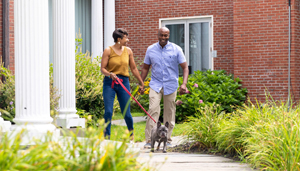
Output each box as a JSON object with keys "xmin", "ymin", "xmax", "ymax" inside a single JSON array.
[
  {"xmin": 175, "ymin": 70, "xmax": 247, "ymax": 122},
  {"xmin": 0, "ymin": 62, "xmax": 15, "ymax": 122},
  {"xmin": 132, "ymin": 77, "xmax": 151, "ymax": 112}
]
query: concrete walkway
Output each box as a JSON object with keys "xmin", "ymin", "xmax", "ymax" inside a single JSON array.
[
  {"xmin": 111, "ymin": 116, "xmax": 147, "ymax": 126},
  {"xmin": 113, "ymin": 117, "xmax": 256, "ymax": 171},
  {"xmin": 138, "ymin": 152, "xmax": 254, "ymax": 171}
]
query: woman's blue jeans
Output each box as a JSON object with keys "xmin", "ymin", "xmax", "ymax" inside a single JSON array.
[{"xmin": 103, "ymin": 75, "xmax": 133, "ymax": 138}]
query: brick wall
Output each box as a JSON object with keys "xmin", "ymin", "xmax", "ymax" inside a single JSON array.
[
  {"xmin": 292, "ymin": 0, "xmax": 300, "ymax": 103},
  {"xmin": 233, "ymin": 0, "xmax": 298, "ymax": 102},
  {"xmin": 0, "ymin": 2, "xmax": 2, "ymax": 60},
  {"xmin": 115, "ymin": 0, "xmax": 300, "ymax": 102},
  {"xmin": 0, "ymin": 0, "xmax": 14, "ymax": 74},
  {"xmin": 115, "ymin": 0, "xmax": 234, "ymax": 73},
  {"xmin": 9, "ymin": 0, "xmax": 14, "ymax": 74}
]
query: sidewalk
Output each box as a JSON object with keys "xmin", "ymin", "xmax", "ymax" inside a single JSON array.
[
  {"xmin": 111, "ymin": 116, "xmax": 147, "ymax": 126},
  {"xmin": 133, "ymin": 136, "xmax": 254, "ymax": 171},
  {"xmin": 113, "ymin": 117, "xmax": 256, "ymax": 171}
]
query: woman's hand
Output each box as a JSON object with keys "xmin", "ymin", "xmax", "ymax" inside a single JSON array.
[{"xmin": 110, "ymin": 72, "xmax": 117, "ymax": 80}]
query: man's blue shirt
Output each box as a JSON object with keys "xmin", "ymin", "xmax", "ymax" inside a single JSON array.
[{"xmin": 144, "ymin": 41, "xmax": 186, "ymax": 95}]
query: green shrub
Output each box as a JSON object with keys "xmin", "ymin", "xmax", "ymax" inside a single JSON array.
[
  {"xmin": 0, "ymin": 62, "xmax": 60, "ymax": 122},
  {"xmin": 134, "ymin": 70, "xmax": 247, "ymax": 123},
  {"xmin": 176, "ymin": 70, "xmax": 247, "ymax": 122},
  {"xmin": 75, "ymin": 35, "xmax": 104, "ymax": 124},
  {"xmin": 75, "ymin": 39, "xmax": 104, "ymax": 124},
  {"xmin": 0, "ymin": 121, "xmax": 153, "ymax": 171},
  {"xmin": 0, "ymin": 62, "xmax": 15, "ymax": 122},
  {"xmin": 49, "ymin": 63, "xmax": 61, "ymax": 118}
]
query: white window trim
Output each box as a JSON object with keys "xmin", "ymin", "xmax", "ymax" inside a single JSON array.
[{"xmin": 159, "ymin": 16, "xmax": 214, "ymax": 70}]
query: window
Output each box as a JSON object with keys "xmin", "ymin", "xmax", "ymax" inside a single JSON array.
[
  {"xmin": 160, "ymin": 16, "xmax": 213, "ymax": 75},
  {"xmin": 48, "ymin": 0, "xmax": 91, "ymax": 63},
  {"xmin": 75, "ymin": 0, "xmax": 91, "ymax": 53}
]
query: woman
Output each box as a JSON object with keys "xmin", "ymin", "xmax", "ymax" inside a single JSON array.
[{"xmin": 101, "ymin": 28, "xmax": 144, "ymax": 140}]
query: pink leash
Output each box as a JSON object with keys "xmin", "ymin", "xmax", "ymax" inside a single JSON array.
[{"xmin": 111, "ymin": 77, "xmax": 156, "ymax": 123}]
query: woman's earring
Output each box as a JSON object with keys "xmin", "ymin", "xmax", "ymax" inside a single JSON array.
[{"xmin": 118, "ymin": 42, "xmax": 120, "ymax": 44}]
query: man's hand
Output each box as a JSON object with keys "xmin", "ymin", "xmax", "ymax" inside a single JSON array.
[
  {"xmin": 139, "ymin": 85, "xmax": 145, "ymax": 95},
  {"xmin": 179, "ymin": 84, "xmax": 187, "ymax": 95}
]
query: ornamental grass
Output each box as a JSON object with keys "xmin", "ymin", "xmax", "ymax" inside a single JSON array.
[
  {"xmin": 0, "ymin": 120, "xmax": 154, "ymax": 171},
  {"xmin": 183, "ymin": 96, "xmax": 300, "ymax": 171}
]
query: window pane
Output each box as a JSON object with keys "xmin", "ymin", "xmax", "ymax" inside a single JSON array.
[
  {"xmin": 165, "ymin": 24, "xmax": 185, "ymax": 53},
  {"xmin": 165, "ymin": 24, "xmax": 185, "ymax": 76},
  {"xmin": 189, "ymin": 22, "xmax": 209, "ymax": 73},
  {"xmin": 75, "ymin": 0, "xmax": 91, "ymax": 53}
]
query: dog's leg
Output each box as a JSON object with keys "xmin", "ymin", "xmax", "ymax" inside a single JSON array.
[
  {"xmin": 163, "ymin": 140, "xmax": 167, "ymax": 153},
  {"xmin": 157, "ymin": 140, "xmax": 161, "ymax": 151},
  {"xmin": 151, "ymin": 139, "xmax": 155, "ymax": 152}
]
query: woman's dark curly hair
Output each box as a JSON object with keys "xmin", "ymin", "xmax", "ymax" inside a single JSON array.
[{"xmin": 112, "ymin": 28, "xmax": 128, "ymax": 43}]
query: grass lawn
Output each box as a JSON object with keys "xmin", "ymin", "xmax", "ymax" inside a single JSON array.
[{"xmin": 110, "ymin": 118, "xmax": 187, "ymax": 142}]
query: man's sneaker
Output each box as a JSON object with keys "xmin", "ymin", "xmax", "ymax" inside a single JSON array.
[
  {"xmin": 144, "ymin": 143, "xmax": 151, "ymax": 149},
  {"xmin": 167, "ymin": 142, "xmax": 172, "ymax": 147}
]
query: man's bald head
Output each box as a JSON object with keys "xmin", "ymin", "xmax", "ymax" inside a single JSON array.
[
  {"xmin": 157, "ymin": 27, "xmax": 170, "ymax": 48},
  {"xmin": 158, "ymin": 27, "xmax": 170, "ymax": 35}
]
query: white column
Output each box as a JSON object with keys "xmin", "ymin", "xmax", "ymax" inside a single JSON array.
[
  {"xmin": 91, "ymin": 0, "xmax": 103, "ymax": 60},
  {"xmin": 104, "ymin": 0, "xmax": 115, "ymax": 48},
  {"xmin": 53, "ymin": 0, "xmax": 85, "ymax": 128},
  {"xmin": 13, "ymin": 0, "xmax": 59, "ymax": 141}
]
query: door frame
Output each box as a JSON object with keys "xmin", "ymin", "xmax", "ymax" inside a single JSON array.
[{"xmin": 159, "ymin": 16, "xmax": 214, "ymax": 70}]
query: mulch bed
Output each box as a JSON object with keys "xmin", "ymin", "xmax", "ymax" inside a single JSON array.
[{"xmin": 168, "ymin": 141, "xmax": 241, "ymax": 161}]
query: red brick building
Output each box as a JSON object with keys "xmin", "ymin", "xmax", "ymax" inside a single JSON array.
[
  {"xmin": 0, "ymin": 0, "xmax": 14, "ymax": 72},
  {"xmin": 1, "ymin": 0, "xmax": 300, "ymax": 103}
]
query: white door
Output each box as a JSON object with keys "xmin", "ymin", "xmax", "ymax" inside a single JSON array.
[{"xmin": 161, "ymin": 17, "xmax": 213, "ymax": 74}]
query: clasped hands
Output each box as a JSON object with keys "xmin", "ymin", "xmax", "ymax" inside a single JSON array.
[
  {"xmin": 138, "ymin": 84, "xmax": 145, "ymax": 95},
  {"xmin": 138, "ymin": 84, "xmax": 187, "ymax": 95}
]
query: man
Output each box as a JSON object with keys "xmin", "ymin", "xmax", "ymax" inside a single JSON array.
[{"xmin": 140, "ymin": 27, "xmax": 189, "ymax": 148}]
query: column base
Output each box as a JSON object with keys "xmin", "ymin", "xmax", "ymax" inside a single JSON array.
[
  {"xmin": 0, "ymin": 114, "xmax": 12, "ymax": 132},
  {"xmin": 55, "ymin": 117, "xmax": 85, "ymax": 129},
  {"xmin": 0, "ymin": 121, "xmax": 11, "ymax": 132},
  {"xmin": 10, "ymin": 123, "xmax": 60, "ymax": 145}
]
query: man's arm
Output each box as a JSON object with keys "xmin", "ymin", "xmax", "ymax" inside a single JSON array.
[
  {"xmin": 139, "ymin": 63, "xmax": 151, "ymax": 94},
  {"xmin": 179, "ymin": 62, "xmax": 189, "ymax": 95},
  {"xmin": 141, "ymin": 63, "xmax": 150, "ymax": 82}
]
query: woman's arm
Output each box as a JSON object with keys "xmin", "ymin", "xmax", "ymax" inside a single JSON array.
[
  {"xmin": 101, "ymin": 47, "xmax": 117, "ymax": 80},
  {"xmin": 128, "ymin": 47, "xmax": 144, "ymax": 88}
]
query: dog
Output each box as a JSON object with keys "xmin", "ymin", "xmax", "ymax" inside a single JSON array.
[{"xmin": 150, "ymin": 121, "xmax": 169, "ymax": 153}]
